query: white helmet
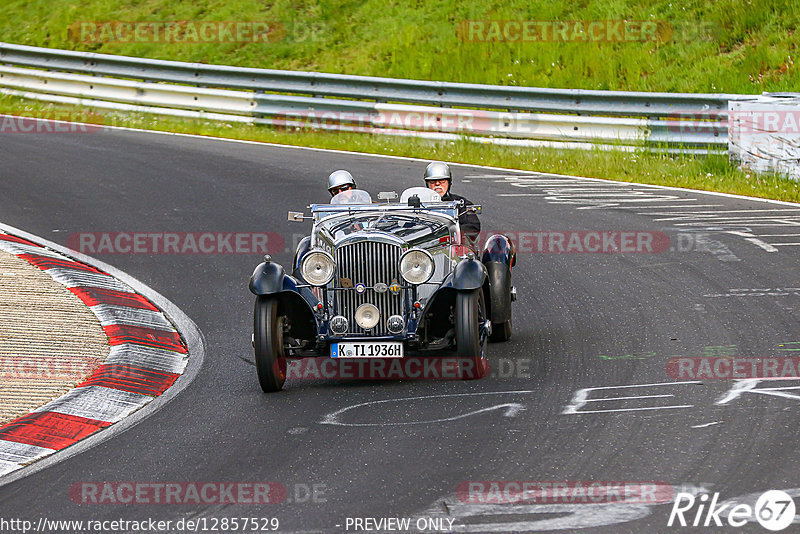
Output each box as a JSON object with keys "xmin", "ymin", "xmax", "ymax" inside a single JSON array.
[
  {"xmin": 423, "ymin": 161, "xmax": 452, "ymax": 186},
  {"xmin": 328, "ymin": 170, "xmax": 357, "ymax": 196}
]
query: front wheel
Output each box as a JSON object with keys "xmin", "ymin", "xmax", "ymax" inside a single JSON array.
[
  {"xmin": 253, "ymin": 295, "xmax": 287, "ymax": 392},
  {"xmin": 455, "ymin": 289, "xmax": 489, "ymax": 379}
]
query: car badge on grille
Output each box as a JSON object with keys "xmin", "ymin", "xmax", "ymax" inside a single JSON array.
[
  {"xmin": 389, "ymin": 280, "xmax": 402, "ymax": 295},
  {"xmin": 355, "ymin": 283, "xmax": 367, "ymax": 294},
  {"xmin": 374, "ymin": 282, "xmax": 388, "ymax": 293},
  {"xmin": 340, "ymin": 277, "xmax": 353, "ymax": 288}
]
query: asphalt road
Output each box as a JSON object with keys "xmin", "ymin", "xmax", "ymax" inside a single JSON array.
[{"xmin": 1, "ymin": 126, "xmax": 800, "ymax": 533}]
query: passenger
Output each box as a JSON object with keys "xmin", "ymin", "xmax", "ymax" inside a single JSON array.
[
  {"xmin": 327, "ymin": 170, "xmax": 357, "ymax": 197},
  {"xmin": 423, "ymin": 161, "xmax": 481, "ymax": 243}
]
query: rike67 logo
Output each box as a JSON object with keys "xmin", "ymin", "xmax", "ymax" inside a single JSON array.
[{"xmin": 668, "ymin": 490, "xmax": 796, "ymax": 531}]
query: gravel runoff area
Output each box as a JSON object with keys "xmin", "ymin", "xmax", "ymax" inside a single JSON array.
[{"xmin": 0, "ymin": 250, "xmax": 109, "ymax": 424}]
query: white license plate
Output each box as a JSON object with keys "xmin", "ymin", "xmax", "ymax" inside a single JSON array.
[{"xmin": 331, "ymin": 341, "xmax": 403, "ymax": 358}]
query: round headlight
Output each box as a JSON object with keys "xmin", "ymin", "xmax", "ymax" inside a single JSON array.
[
  {"xmin": 399, "ymin": 249, "xmax": 434, "ymax": 285},
  {"xmin": 330, "ymin": 315, "xmax": 348, "ymax": 334},
  {"xmin": 387, "ymin": 315, "xmax": 405, "ymax": 334},
  {"xmin": 355, "ymin": 303, "xmax": 381, "ymax": 330},
  {"xmin": 301, "ymin": 250, "xmax": 335, "ymax": 286}
]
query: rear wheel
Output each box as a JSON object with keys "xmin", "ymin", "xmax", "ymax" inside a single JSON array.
[
  {"xmin": 487, "ymin": 263, "xmax": 513, "ymax": 343},
  {"xmin": 253, "ymin": 296, "xmax": 287, "ymax": 392},
  {"xmin": 490, "ymin": 316, "xmax": 512, "ymax": 343},
  {"xmin": 455, "ymin": 289, "xmax": 488, "ymax": 379}
]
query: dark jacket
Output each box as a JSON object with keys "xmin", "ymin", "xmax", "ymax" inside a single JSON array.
[{"xmin": 441, "ymin": 190, "xmax": 481, "ymax": 242}]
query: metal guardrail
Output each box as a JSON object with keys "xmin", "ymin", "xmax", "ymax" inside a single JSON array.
[{"xmin": 0, "ymin": 42, "xmax": 758, "ymax": 152}]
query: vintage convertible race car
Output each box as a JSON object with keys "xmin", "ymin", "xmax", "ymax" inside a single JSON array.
[{"xmin": 248, "ymin": 187, "xmax": 516, "ymax": 392}]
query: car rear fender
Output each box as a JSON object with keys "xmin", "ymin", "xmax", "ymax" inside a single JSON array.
[{"xmin": 482, "ymin": 234, "xmax": 516, "ymax": 268}]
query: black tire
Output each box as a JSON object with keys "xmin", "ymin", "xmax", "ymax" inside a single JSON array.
[
  {"xmin": 487, "ymin": 263, "xmax": 513, "ymax": 343},
  {"xmin": 455, "ymin": 289, "xmax": 488, "ymax": 379},
  {"xmin": 490, "ymin": 317, "xmax": 512, "ymax": 343},
  {"xmin": 253, "ymin": 295, "xmax": 287, "ymax": 392}
]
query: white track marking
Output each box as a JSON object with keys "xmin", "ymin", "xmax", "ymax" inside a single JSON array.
[
  {"xmin": 716, "ymin": 380, "xmax": 800, "ymax": 405},
  {"xmin": 565, "ymin": 405, "xmax": 695, "ymax": 415},
  {"xmin": 623, "ymin": 205, "xmax": 723, "ymax": 210},
  {"xmin": 653, "ymin": 209, "xmax": 800, "ymax": 215},
  {"xmin": 320, "ymin": 391, "xmax": 533, "ymax": 427},
  {"xmin": 691, "ymin": 421, "xmax": 722, "ymax": 428},
  {"xmin": 563, "ymin": 381, "xmax": 701, "ymax": 415},
  {"xmin": 583, "ymin": 395, "xmax": 673, "ymax": 402},
  {"xmin": 569, "ymin": 381, "xmax": 701, "ymax": 390},
  {"xmin": 742, "ymin": 238, "xmax": 779, "ymax": 252},
  {"xmin": 482, "ymin": 173, "xmax": 799, "ymax": 250},
  {"xmin": 463, "ymin": 174, "xmax": 539, "ymax": 178},
  {"xmin": 323, "ymin": 403, "xmax": 525, "ymax": 426},
  {"xmin": 656, "ymin": 215, "xmax": 800, "ymax": 223},
  {"xmin": 672, "ymin": 216, "xmax": 800, "ymax": 222}
]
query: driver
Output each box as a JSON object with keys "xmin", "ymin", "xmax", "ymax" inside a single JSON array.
[
  {"xmin": 423, "ymin": 161, "xmax": 481, "ymax": 242},
  {"xmin": 328, "ymin": 169, "xmax": 357, "ymax": 197}
]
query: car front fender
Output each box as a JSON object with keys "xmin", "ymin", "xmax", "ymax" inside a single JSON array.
[
  {"xmin": 249, "ymin": 260, "xmax": 287, "ymax": 295},
  {"xmin": 250, "ymin": 260, "xmax": 319, "ymax": 340},
  {"xmin": 452, "ymin": 257, "xmax": 487, "ymax": 291}
]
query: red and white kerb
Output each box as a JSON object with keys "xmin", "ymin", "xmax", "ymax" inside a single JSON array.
[{"xmin": 0, "ymin": 233, "xmax": 188, "ymax": 477}]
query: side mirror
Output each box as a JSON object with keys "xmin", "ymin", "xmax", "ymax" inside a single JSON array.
[
  {"xmin": 467, "ymin": 205, "xmax": 482, "ymax": 214},
  {"xmin": 288, "ymin": 211, "xmax": 307, "ymax": 222}
]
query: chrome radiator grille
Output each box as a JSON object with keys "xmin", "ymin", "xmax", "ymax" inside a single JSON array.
[{"xmin": 335, "ymin": 241, "xmax": 403, "ymax": 335}]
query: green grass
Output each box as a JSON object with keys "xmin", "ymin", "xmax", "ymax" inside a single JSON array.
[
  {"xmin": 3, "ymin": 94, "xmax": 797, "ymax": 203},
  {"xmin": 0, "ymin": 0, "xmax": 797, "ymax": 93}
]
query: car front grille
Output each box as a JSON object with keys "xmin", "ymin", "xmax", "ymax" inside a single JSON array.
[{"xmin": 335, "ymin": 241, "xmax": 403, "ymax": 335}]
